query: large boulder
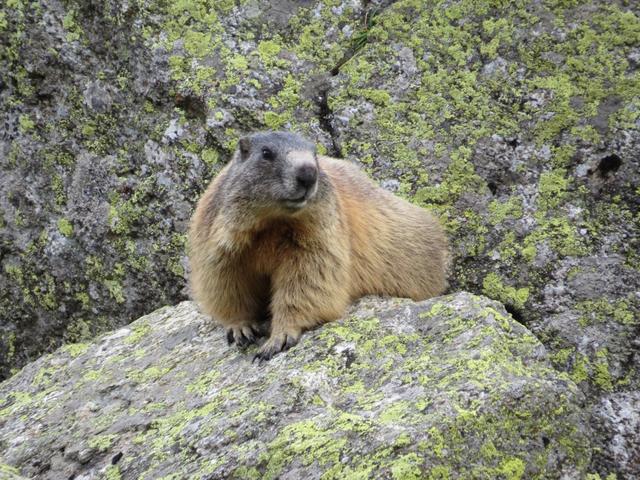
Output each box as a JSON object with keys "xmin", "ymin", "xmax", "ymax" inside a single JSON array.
[
  {"xmin": 0, "ymin": 293, "xmax": 594, "ymax": 479},
  {"xmin": 1, "ymin": 0, "xmax": 638, "ymax": 476}
]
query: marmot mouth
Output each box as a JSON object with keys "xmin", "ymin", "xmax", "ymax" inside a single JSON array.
[
  {"xmin": 288, "ymin": 193, "xmax": 307, "ymax": 202},
  {"xmin": 282, "ymin": 193, "xmax": 308, "ymax": 209}
]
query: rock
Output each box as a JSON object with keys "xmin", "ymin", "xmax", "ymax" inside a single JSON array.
[
  {"xmin": 0, "ymin": 464, "xmax": 28, "ymax": 480},
  {"xmin": 1, "ymin": 0, "xmax": 638, "ymax": 477},
  {"xmin": 0, "ymin": 293, "xmax": 593, "ymax": 479},
  {"xmin": 0, "ymin": 0, "xmax": 361, "ymax": 380},
  {"xmin": 590, "ymin": 392, "xmax": 640, "ymax": 477}
]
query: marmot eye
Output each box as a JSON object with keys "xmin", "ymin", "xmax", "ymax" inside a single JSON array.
[{"xmin": 261, "ymin": 147, "xmax": 274, "ymax": 161}]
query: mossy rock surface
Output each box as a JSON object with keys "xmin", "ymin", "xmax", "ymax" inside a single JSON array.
[
  {"xmin": 1, "ymin": 0, "xmax": 638, "ymax": 476},
  {"xmin": 0, "ymin": 0, "xmax": 388, "ymax": 379},
  {"xmin": 1, "ymin": 0, "xmax": 638, "ymax": 390},
  {"xmin": 0, "ymin": 293, "xmax": 593, "ymax": 479}
]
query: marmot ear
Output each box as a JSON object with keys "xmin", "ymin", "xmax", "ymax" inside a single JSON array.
[{"xmin": 238, "ymin": 137, "xmax": 251, "ymax": 160}]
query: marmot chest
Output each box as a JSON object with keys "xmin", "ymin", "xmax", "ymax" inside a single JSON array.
[{"xmin": 245, "ymin": 221, "xmax": 305, "ymax": 274}]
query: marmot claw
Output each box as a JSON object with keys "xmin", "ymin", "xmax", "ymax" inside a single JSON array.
[
  {"xmin": 226, "ymin": 325, "xmax": 259, "ymax": 348},
  {"xmin": 253, "ymin": 332, "xmax": 299, "ymax": 363}
]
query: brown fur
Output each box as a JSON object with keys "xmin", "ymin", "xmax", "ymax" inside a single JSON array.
[{"xmin": 189, "ymin": 148, "xmax": 449, "ymax": 360}]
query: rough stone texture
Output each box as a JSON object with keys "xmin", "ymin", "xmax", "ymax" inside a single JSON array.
[
  {"xmin": 589, "ymin": 392, "xmax": 640, "ymax": 478},
  {"xmin": 0, "ymin": 293, "xmax": 594, "ymax": 479},
  {"xmin": 0, "ymin": 464, "xmax": 28, "ymax": 480},
  {"xmin": 0, "ymin": 0, "xmax": 381, "ymax": 378},
  {"xmin": 1, "ymin": 0, "xmax": 638, "ymax": 477}
]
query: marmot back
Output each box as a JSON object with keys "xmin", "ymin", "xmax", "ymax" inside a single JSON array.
[
  {"xmin": 188, "ymin": 131, "xmax": 449, "ymax": 361},
  {"xmin": 318, "ymin": 156, "xmax": 449, "ymax": 301}
]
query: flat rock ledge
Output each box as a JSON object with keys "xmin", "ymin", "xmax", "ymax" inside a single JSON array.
[{"xmin": 0, "ymin": 292, "xmax": 593, "ymax": 479}]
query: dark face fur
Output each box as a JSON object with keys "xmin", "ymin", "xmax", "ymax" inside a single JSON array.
[{"xmin": 230, "ymin": 131, "xmax": 320, "ymax": 211}]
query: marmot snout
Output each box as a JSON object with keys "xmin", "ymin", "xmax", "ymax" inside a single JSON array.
[{"xmin": 189, "ymin": 131, "xmax": 450, "ymax": 360}]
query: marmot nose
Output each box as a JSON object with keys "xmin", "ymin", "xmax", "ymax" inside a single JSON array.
[{"xmin": 296, "ymin": 165, "xmax": 318, "ymax": 189}]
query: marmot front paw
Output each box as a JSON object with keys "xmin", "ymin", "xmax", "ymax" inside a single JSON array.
[
  {"xmin": 253, "ymin": 329, "xmax": 301, "ymax": 362},
  {"xmin": 226, "ymin": 325, "xmax": 262, "ymax": 348}
]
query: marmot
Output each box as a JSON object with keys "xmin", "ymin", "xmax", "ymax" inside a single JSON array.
[{"xmin": 188, "ymin": 131, "xmax": 449, "ymax": 361}]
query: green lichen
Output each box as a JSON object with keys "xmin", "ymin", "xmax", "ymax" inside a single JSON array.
[
  {"xmin": 414, "ymin": 147, "xmax": 487, "ymax": 207},
  {"xmin": 18, "ymin": 113, "xmax": 34, "ymax": 132},
  {"xmin": 361, "ymin": 88, "xmax": 391, "ymax": 106},
  {"xmin": 263, "ymin": 111, "xmax": 288, "ymax": 130},
  {"xmin": 379, "ymin": 401, "xmax": 411, "ymax": 424},
  {"xmin": 201, "ymin": 148, "xmax": 219, "ymax": 168},
  {"xmin": 287, "ymin": 2, "xmax": 357, "ymax": 68},
  {"xmin": 428, "ymin": 426, "xmax": 446, "ymax": 459},
  {"xmin": 585, "ymin": 474, "xmax": 617, "ymax": 480},
  {"xmin": 488, "ymin": 196, "xmax": 523, "ymax": 225},
  {"xmin": 537, "ymin": 169, "xmax": 569, "ymax": 212},
  {"xmin": 105, "ymin": 465, "xmax": 122, "ymax": 480},
  {"xmin": 228, "ymin": 53, "xmax": 248, "ymax": 72},
  {"xmin": 390, "ymin": 453, "xmax": 422, "ymax": 480},
  {"xmin": 127, "ymin": 366, "xmax": 171, "ymax": 383},
  {"xmin": 231, "ymin": 467, "xmax": 261, "ymax": 480},
  {"xmin": 427, "ymin": 466, "xmax": 451, "ymax": 480},
  {"xmin": 82, "ymin": 369, "xmax": 104, "ymax": 382},
  {"xmin": 4, "ymin": 332, "xmax": 16, "ymax": 363},
  {"xmin": 32, "ymin": 365, "xmax": 58, "ymax": 388},
  {"xmin": 549, "ymin": 347, "xmax": 573, "ymax": 367},
  {"xmin": 61, "ymin": 342, "xmax": 89, "ymax": 358},
  {"xmin": 57, "ymin": 218, "xmax": 73, "ymax": 237},
  {"xmin": 125, "ymin": 322, "xmax": 152, "ymax": 345},
  {"xmin": 88, "ymin": 433, "xmax": 117, "ymax": 452},
  {"xmin": 139, "ymin": 398, "xmax": 223, "ymax": 466},
  {"xmin": 498, "ymin": 457, "xmax": 526, "ymax": 480},
  {"xmin": 64, "ymin": 316, "xmax": 95, "ymax": 343},
  {"xmin": 481, "ymin": 18, "xmax": 514, "ymax": 59},
  {"xmin": 576, "ymin": 297, "xmax": 637, "ymax": 327},
  {"xmin": 0, "ymin": 463, "xmax": 22, "ymax": 476},
  {"xmin": 260, "ymin": 418, "xmax": 348, "ymax": 479},
  {"xmin": 570, "ymin": 353, "xmax": 589, "ymax": 385},
  {"xmin": 50, "ymin": 173, "xmax": 66, "ymax": 207},
  {"xmin": 186, "ymin": 370, "xmax": 221, "ymax": 395},
  {"xmin": 165, "ymin": 233, "xmax": 187, "ymax": 278},
  {"xmin": 257, "ymin": 39, "xmax": 285, "ymax": 67},
  {"xmin": 0, "ymin": 391, "xmax": 32, "ymax": 419},
  {"xmin": 482, "ymin": 273, "xmax": 529, "ymax": 311},
  {"xmin": 523, "ymin": 217, "xmax": 589, "ymax": 259},
  {"xmin": 62, "ymin": 7, "xmax": 83, "ymax": 42},
  {"xmin": 593, "ymin": 349, "xmax": 614, "ymax": 392},
  {"xmin": 81, "ymin": 123, "xmax": 95, "ymax": 137},
  {"xmin": 74, "ymin": 290, "xmax": 91, "ymax": 309},
  {"xmin": 104, "ymin": 279, "xmax": 125, "ymax": 304},
  {"xmin": 183, "ymin": 30, "xmax": 213, "ymax": 58},
  {"xmin": 107, "ymin": 179, "xmax": 153, "ymax": 235},
  {"xmin": 261, "ymin": 74, "xmax": 305, "ymax": 131}
]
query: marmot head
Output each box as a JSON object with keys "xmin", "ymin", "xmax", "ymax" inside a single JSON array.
[{"xmin": 231, "ymin": 131, "xmax": 320, "ymax": 211}]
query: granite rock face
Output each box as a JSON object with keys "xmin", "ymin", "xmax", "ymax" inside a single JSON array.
[
  {"xmin": 0, "ymin": 293, "xmax": 594, "ymax": 479},
  {"xmin": 1, "ymin": 0, "xmax": 638, "ymax": 477},
  {"xmin": 0, "ymin": 0, "xmax": 396, "ymax": 377},
  {"xmin": 589, "ymin": 391, "xmax": 640, "ymax": 478}
]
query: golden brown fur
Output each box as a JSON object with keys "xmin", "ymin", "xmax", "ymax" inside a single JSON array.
[{"xmin": 189, "ymin": 135, "xmax": 449, "ymax": 360}]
